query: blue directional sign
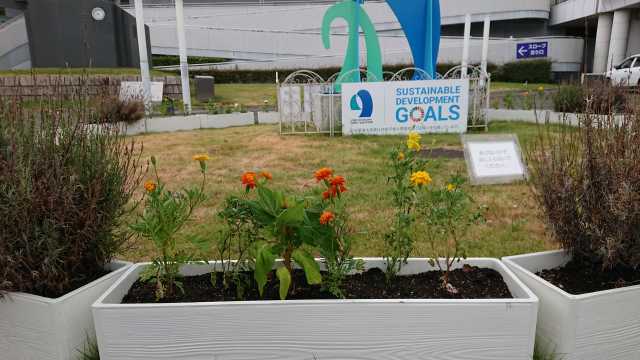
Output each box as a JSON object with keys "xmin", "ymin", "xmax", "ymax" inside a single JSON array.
[{"xmin": 516, "ymin": 42, "xmax": 548, "ymax": 59}]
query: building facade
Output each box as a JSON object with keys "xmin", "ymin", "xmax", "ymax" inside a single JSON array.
[{"xmin": 0, "ymin": 0, "xmax": 639, "ymax": 77}]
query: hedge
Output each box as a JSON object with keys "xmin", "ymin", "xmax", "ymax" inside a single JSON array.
[
  {"xmin": 492, "ymin": 60, "xmax": 552, "ymax": 83},
  {"xmin": 152, "ymin": 55, "xmax": 227, "ymax": 67},
  {"xmin": 181, "ymin": 61, "xmax": 546, "ymax": 84}
]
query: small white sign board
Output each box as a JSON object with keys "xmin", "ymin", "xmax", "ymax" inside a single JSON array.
[
  {"xmin": 119, "ymin": 81, "xmax": 164, "ymax": 103},
  {"xmin": 462, "ymin": 134, "xmax": 528, "ymax": 185}
]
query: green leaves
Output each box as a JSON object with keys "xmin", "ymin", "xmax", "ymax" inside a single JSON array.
[
  {"xmin": 276, "ymin": 267, "xmax": 291, "ymax": 300},
  {"xmin": 254, "ymin": 242, "xmax": 276, "ymax": 297},
  {"xmin": 292, "ymin": 249, "xmax": 322, "ymax": 285}
]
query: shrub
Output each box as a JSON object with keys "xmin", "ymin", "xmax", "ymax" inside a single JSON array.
[
  {"xmin": 0, "ymin": 97, "xmax": 145, "ymax": 298},
  {"xmin": 528, "ymin": 99, "xmax": 640, "ymax": 269},
  {"xmin": 96, "ymin": 97, "xmax": 145, "ymax": 124},
  {"xmin": 552, "ymin": 85, "xmax": 585, "ymax": 113},
  {"xmin": 493, "ymin": 60, "xmax": 552, "ymax": 83}
]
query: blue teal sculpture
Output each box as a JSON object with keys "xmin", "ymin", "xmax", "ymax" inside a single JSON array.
[
  {"xmin": 322, "ymin": 0, "xmax": 441, "ymax": 89},
  {"xmin": 386, "ymin": 0, "xmax": 441, "ymax": 79}
]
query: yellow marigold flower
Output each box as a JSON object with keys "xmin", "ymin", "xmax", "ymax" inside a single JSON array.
[
  {"xmin": 144, "ymin": 180, "xmax": 156, "ymax": 193},
  {"xmin": 407, "ymin": 131, "xmax": 421, "ymax": 144},
  {"xmin": 192, "ymin": 154, "xmax": 210, "ymax": 162},
  {"xmin": 397, "ymin": 152, "xmax": 405, "ymax": 161},
  {"xmin": 407, "ymin": 131, "xmax": 422, "ymax": 151},
  {"xmin": 407, "ymin": 140, "xmax": 421, "ymax": 151},
  {"xmin": 537, "ymin": 86, "xmax": 544, "ymax": 92},
  {"xmin": 447, "ymin": 183, "xmax": 456, "ymax": 192},
  {"xmin": 410, "ymin": 171, "xmax": 432, "ymax": 187}
]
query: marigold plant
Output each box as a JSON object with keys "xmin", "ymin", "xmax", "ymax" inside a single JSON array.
[
  {"xmin": 130, "ymin": 155, "xmax": 208, "ymax": 300},
  {"xmin": 384, "ymin": 132, "xmax": 429, "ymax": 281}
]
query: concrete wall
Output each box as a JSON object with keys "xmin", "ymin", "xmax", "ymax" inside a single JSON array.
[
  {"xmin": 126, "ymin": 0, "xmax": 552, "ymax": 61},
  {"xmin": 25, "ymin": 0, "xmax": 147, "ymax": 68},
  {"xmin": 0, "ymin": 14, "xmax": 29, "ymax": 69},
  {"xmin": 0, "ymin": 74, "xmax": 182, "ymax": 99},
  {"xmin": 551, "ymin": 0, "xmax": 640, "ymax": 25}
]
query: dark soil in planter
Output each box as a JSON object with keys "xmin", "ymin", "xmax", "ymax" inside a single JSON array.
[
  {"xmin": 418, "ymin": 148, "xmax": 464, "ymax": 159},
  {"xmin": 537, "ymin": 259, "xmax": 640, "ymax": 295},
  {"xmin": 122, "ymin": 266, "xmax": 513, "ymax": 304}
]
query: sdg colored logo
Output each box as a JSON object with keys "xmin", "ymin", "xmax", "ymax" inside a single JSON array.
[{"xmin": 350, "ymin": 90, "xmax": 374, "ymax": 118}]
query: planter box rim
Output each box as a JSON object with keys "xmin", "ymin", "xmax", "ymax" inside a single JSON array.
[
  {"xmin": 2, "ymin": 260, "xmax": 130, "ymax": 304},
  {"xmin": 503, "ymin": 250, "xmax": 640, "ymax": 300},
  {"xmin": 94, "ymin": 257, "xmax": 538, "ymax": 309}
]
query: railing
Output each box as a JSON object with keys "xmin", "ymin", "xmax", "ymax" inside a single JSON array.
[{"xmin": 119, "ymin": 0, "xmax": 385, "ymax": 8}]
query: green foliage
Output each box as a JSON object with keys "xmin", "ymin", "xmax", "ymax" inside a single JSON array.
[
  {"xmin": 503, "ymin": 93, "xmax": 515, "ymax": 110},
  {"xmin": 0, "ymin": 96, "xmax": 144, "ymax": 298},
  {"xmin": 493, "ymin": 60, "xmax": 552, "ymax": 83},
  {"xmin": 152, "ymin": 54, "xmax": 227, "ymax": 67},
  {"xmin": 226, "ymin": 173, "xmax": 333, "ymax": 299},
  {"xmin": 189, "ymin": 63, "xmax": 460, "ymax": 84},
  {"xmin": 553, "ymin": 84, "xmax": 585, "ymax": 113},
  {"xmin": 130, "ymin": 156, "xmax": 208, "ymax": 300},
  {"xmin": 76, "ymin": 336, "xmax": 100, "ymax": 360},
  {"xmin": 383, "ymin": 134, "xmax": 429, "ymax": 281},
  {"xmin": 420, "ymin": 176, "xmax": 484, "ymax": 292}
]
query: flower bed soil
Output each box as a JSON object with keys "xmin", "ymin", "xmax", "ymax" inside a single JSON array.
[
  {"xmin": 418, "ymin": 148, "xmax": 464, "ymax": 159},
  {"xmin": 122, "ymin": 266, "xmax": 512, "ymax": 304},
  {"xmin": 537, "ymin": 259, "xmax": 640, "ymax": 295}
]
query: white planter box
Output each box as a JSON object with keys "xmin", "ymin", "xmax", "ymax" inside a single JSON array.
[
  {"xmin": 503, "ymin": 250, "xmax": 640, "ymax": 360},
  {"xmin": 0, "ymin": 261, "xmax": 131, "ymax": 360},
  {"xmin": 93, "ymin": 258, "xmax": 538, "ymax": 360}
]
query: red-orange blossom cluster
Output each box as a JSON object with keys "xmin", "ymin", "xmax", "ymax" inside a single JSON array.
[{"xmin": 314, "ymin": 167, "xmax": 347, "ymax": 200}]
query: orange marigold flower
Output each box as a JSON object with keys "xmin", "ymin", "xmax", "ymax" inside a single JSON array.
[
  {"xmin": 144, "ymin": 180, "xmax": 156, "ymax": 193},
  {"xmin": 259, "ymin": 171, "xmax": 273, "ymax": 180},
  {"xmin": 314, "ymin": 167, "xmax": 333, "ymax": 182},
  {"xmin": 330, "ymin": 176, "xmax": 346, "ymax": 187},
  {"xmin": 241, "ymin": 171, "xmax": 257, "ymax": 189},
  {"xmin": 319, "ymin": 211, "xmax": 335, "ymax": 225}
]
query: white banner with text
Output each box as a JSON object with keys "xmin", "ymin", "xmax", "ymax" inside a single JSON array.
[{"xmin": 342, "ymin": 79, "xmax": 469, "ymax": 136}]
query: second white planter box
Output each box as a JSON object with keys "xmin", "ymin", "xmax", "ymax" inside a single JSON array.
[
  {"xmin": 93, "ymin": 258, "xmax": 538, "ymax": 360},
  {"xmin": 503, "ymin": 250, "xmax": 640, "ymax": 360},
  {"xmin": 0, "ymin": 261, "xmax": 131, "ymax": 360}
]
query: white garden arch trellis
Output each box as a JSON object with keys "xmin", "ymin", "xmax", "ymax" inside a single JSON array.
[
  {"xmin": 443, "ymin": 65, "xmax": 491, "ymax": 131},
  {"xmin": 278, "ymin": 70, "xmax": 330, "ymax": 135}
]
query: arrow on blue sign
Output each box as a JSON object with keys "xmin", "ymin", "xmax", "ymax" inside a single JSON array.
[{"xmin": 516, "ymin": 41, "xmax": 548, "ymax": 59}]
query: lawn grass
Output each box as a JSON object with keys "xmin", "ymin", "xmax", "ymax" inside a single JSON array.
[
  {"xmin": 492, "ymin": 81, "xmax": 558, "ymax": 92},
  {"xmin": 212, "ymin": 83, "xmax": 277, "ymax": 107},
  {"xmin": 123, "ymin": 121, "xmax": 557, "ymax": 262}
]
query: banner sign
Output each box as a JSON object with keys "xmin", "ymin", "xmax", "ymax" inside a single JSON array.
[
  {"xmin": 342, "ymin": 79, "xmax": 469, "ymax": 136},
  {"xmin": 516, "ymin": 41, "xmax": 548, "ymax": 59}
]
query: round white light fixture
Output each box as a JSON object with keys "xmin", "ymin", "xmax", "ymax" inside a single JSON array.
[{"xmin": 91, "ymin": 7, "xmax": 106, "ymax": 21}]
